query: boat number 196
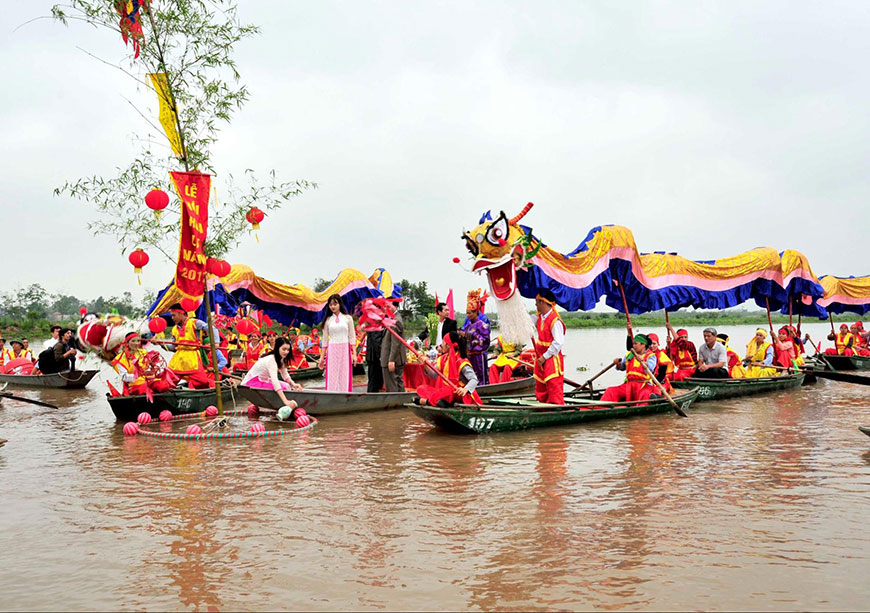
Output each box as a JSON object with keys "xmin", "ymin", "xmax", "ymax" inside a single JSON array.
[{"xmin": 466, "ymin": 417, "xmax": 495, "ymax": 431}]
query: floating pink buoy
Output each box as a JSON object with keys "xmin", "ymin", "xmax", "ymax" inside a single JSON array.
[
  {"xmin": 186, "ymin": 424, "xmax": 202, "ymax": 436},
  {"xmin": 295, "ymin": 414, "xmax": 311, "ymax": 428},
  {"xmin": 123, "ymin": 422, "xmax": 139, "ymax": 436},
  {"xmin": 293, "ymin": 407, "xmax": 307, "ymax": 418},
  {"xmin": 247, "ymin": 404, "xmax": 259, "ymax": 418},
  {"xmin": 159, "ymin": 410, "xmax": 173, "ymax": 422},
  {"xmin": 137, "ymin": 412, "xmax": 152, "ymax": 425},
  {"xmin": 250, "ymin": 422, "xmax": 266, "ymax": 434},
  {"xmin": 204, "ymin": 405, "xmax": 218, "ymax": 417}
]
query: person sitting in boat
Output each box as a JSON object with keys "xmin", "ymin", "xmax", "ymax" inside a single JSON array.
[
  {"xmin": 488, "ymin": 335, "xmax": 522, "ymax": 384},
  {"xmin": 286, "ymin": 337, "xmax": 311, "ymax": 371},
  {"xmin": 693, "ymin": 327, "xmax": 730, "ymax": 378},
  {"xmin": 849, "ymin": 322, "xmax": 870, "ymax": 356},
  {"xmin": 165, "ymin": 304, "xmax": 212, "ymax": 389},
  {"xmin": 240, "ymin": 337, "xmax": 303, "ymax": 409},
  {"xmin": 307, "ymin": 327, "xmax": 322, "ymax": 358},
  {"xmin": 664, "ymin": 324, "xmax": 697, "ymax": 381},
  {"xmin": 264, "ymin": 330, "xmax": 278, "ymax": 353},
  {"xmin": 716, "ymin": 333, "xmax": 746, "ymax": 378},
  {"xmin": 5, "ymin": 340, "xmax": 28, "ymax": 363},
  {"xmin": 601, "ymin": 333, "xmax": 660, "ymax": 403},
  {"xmin": 770, "ymin": 326, "xmax": 800, "ymax": 369},
  {"xmin": 647, "ymin": 333, "xmax": 675, "ymax": 391},
  {"xmin": 21, "ymin": 339, "xmax": 34, "ymax": 362},
  {"xmin": 234, "ymin": 331, "xmax": 265, "ymax": 372},
  {"xmin": 532, "ymin": 290, "xmax": 566, "ymax": 405},
  {"xmin": 825, "ymin": 323, "xmax": 854, "ymax": 356},
  {"xmin": 37, "ymin": 328, "xmax": 77, "ymax": 375},
  {"xmin": 744, "ymin": 328, "xmax": 777, "ymax": 377},
  {"xmin": 0, "ymin": 337, "xmax": 6, "ymax": 367},
  {"xmin": 414, "ymin": 331, "xmax": 482, "ymax": 407},
  {"xmin": 111, "ymin": 332, "xmax": 174, "ymax": 396}
]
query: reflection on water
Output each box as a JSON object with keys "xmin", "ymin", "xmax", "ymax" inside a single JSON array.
[{"xmin": 1, "ymin": 325, "xmax": 870, "ymax": 610}]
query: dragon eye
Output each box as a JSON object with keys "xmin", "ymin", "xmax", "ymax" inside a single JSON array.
[
  {"xmin": 476, "ymin": 233, "xmax": 484, "ymax": 244},
  {"xmin": 485, "ymin": 215, "xmax": 509, "ymax": 247}
]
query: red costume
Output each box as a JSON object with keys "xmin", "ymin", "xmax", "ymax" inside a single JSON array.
[
  {"xmin": 825, "ymin": 326, "xmax": 854, "ymax": 356},
  {"xmin": 667, "ymin": 330, "xmax": 697, "ymax": 381},
  {"xmin": 533, "ymin": 306, "xmax": 565, "ymax": 405},
  {"xmin": 416, "ymin": 342, "xmax": 483, "ymax": 407},
  {"xmin": 601, "ymin": 350, "xmax": 658, "ymax": 403}
]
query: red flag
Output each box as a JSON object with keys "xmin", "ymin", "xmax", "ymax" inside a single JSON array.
[
  {"xmin": 446, "ymin": 289, "xmax": 454, "ymax": 320},
  {"xmin": 107, "ymin": 380, "xmax": 122, "ymax": 397},
  {"xmin": 170, "ymin": 171, "xmax": 210, "ymax": 301}
]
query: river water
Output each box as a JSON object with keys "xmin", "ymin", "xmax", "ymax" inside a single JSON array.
[{"xmin": 1, "ymin": 323, "xmax": 869, "ymax": 611}]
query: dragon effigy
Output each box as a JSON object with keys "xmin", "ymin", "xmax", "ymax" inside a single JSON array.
[{"xmin": 462, "ymin": 203, "xmax": 826, "ymax": 344}]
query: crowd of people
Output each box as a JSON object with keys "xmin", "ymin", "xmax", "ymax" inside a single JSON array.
[{"xmin": 0, "ymin": 326, "xmax": 79, "ymax": 376}]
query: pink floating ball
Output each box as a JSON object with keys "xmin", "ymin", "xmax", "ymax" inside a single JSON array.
[
  {"xmin": 123, "ymin": 422, "xmax": 139, "ymax": 436},
  {"xmin": 137, "ymin": 412, "xmax": 152, "ymax": 425},
  {"xmin": 250, "ymin": 422, "xmax": 266, "ymax": 434},
  {"xmin": 295, "ymin": 414, "xmax": 311, "ymax": 428},
  {"xmin": 186, "ymin": 424, "xmax": 202, "ymax": 436},
  {"xmin": 159, "ymin": 410, "xmax": 173, "ymax": 422},
  {"xmin": 247, "ymin": 404, "xmax": 260, "ymax": 418},
  {"xmin": 204, "ymin": 405, "xmax": 218, "ymax": 417},
  {"xmin": 293, "ymin": 407, "xmax": 307, "ymax": 418}
]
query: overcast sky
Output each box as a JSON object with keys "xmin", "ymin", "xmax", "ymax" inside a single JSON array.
[{"xmin": 1, "ymin": 1, "xmax": 868, "ymax": 309}]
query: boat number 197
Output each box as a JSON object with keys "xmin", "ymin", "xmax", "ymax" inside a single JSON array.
[{"xmin": 466, "ymin": 417, "xmax": 495, "ymax": 431}]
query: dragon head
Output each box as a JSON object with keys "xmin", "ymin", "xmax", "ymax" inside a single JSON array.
[{"xmin": 462, "ymin": 202, "xmax": 537, "ymax": 301}]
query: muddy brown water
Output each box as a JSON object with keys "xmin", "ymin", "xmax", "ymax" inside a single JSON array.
[{"xmin": 1, "ymin": 324, "xmax": 869, "ymax": 611}]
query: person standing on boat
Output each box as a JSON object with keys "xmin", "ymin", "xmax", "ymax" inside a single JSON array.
[
  {"xmin": 462, "ymin": 289, "xmax": 491, "ymax": 386},
  {"xmin": 434, "ymin": 301, "xmax": 457, "ymax": 346},
  {"xmin": 664, "ymin": 324, "xmax": 697, "ymax": 381},
  {"xmin": 378, "ymin": 300, "xmax": 406, "ymax": 392},
  {"xmin": 42, "ymin": 326, "xmax": 61, "ymax": 350},
  {"xmin": 241, "ymin": 337, "xmax": 303, "ymax": 408},
  {"xmin": 825, "ymin": 323, "xmax": 854, "ymax": 356},
  {"xmin": 601, "ymin": 334, "xmax": 659, "ymax": 402},
  {"xmin": 365, "ymin": 327, "xmax": 385, "ymax": 392},
  {"xmin": 415, "ymin": 331, "xmax": 482, "ymax": 407},
  {"xmin": 532, "ymin": 290, "xmax": 566, "ymax": 404},
  {"xmin": 694, "ymin": 327, "xmax": 729, "ymax": 378},
  {"xmin": 744, "ymin": 328, "xmax": 777, "ymax": 377},
  {"xmin": 38, "ymin": 328, "xmax": 77, "ymax": 374},
  {"xmin": 166, "ymin": 303, "xmax": 212, "ymax": 389},
  {"xmin": 317, "ymin": 294, "xmax": 355, "ymax": 392}
]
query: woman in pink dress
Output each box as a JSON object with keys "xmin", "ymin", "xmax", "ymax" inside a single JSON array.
[{"xmin": 317, "ymin": 294, "xmax": 356, "ymax": 392}]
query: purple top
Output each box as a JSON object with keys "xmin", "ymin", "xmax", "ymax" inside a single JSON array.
[{"xmin": 465, "ymin": 318, "xmax": 491, "ymax": 354}]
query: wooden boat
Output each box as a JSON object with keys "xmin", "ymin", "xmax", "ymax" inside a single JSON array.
[
  {"xmin": 233, "ymin": 366, "xmax": 326, "ymax": 381},
  {"xmin": 815, "ymin": 354, "xmax": 870, "ymax": 371},
  {"xmin": 107, "ymin": 383, "xmax": 239, "ymax": 422},
  {"xmin": 238, "ymin": 376, "xmax": 537, "ymax": 416},
  {"xmin": 411, "ymin": 387, "xmax": 700, "ymax": 434},
  {"xmin": 859, "ymin": 426, "xmax": 870, "ymax": 438},
  {"xmin": 0, "ymin": 369, "xmax": 99, "ymax": 389},
  {"xmin": 672, "ymin": 373, "xmax": 804, "ymax": 401}
]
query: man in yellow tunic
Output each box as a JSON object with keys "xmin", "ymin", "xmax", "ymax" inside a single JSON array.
[
  {"xmin": 744, "ymin": 328, "xmax": 777, "ymax": 377},
  {"xmin": 167, "ymin": 303, "xmax": 213, "ymax": 389}
]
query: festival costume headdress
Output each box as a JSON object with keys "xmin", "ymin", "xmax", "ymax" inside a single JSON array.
[{"xmin": 466, "ymin": 289, "xmax": 484, "ymax": 312}]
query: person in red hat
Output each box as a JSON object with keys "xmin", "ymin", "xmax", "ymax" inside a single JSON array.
[
  {"xmin": 825, "ymin": 323, "xmax": 854, "ymax": 356},
  {"xmin": 415, "ymin": 331, "xmax": 482, "ymax": 407},
  {"xmin": 647, "ymin": 333, "xmax": 674, "ymax": 391},
  {"xmin": 850, "ymin": 322, "xmax": 870, "ymax": 356},
  {"xmin": 664, "ymin": 323, "xmax": 697, "ymax": 381}
]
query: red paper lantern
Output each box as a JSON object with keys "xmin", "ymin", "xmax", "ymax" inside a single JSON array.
[
  {"xmin": 79, "ymin": 307, "xmax": 87, "ymax": 316},
  {"xmin": 128, "ymin": 249, "xmax": 149, "ymax": 285},
  {"xmin": 206, "ymin": 258, "xmax": 232, "ymax": 278},
  {"xmin": 236, "ymin": 318, "xmax": 258, "ymax": 336},
  {"xmin": 148, "ymin": 317, "xmax": 168, "ymax": 334},
  {"xmin": 145, "ymin": 189, "xmax": 169, "ymax": 219},
  {"xmin": 180, "ymin": 297, "xmax": 199, "ymax": 313},
  {"xmin": 245, "ymin": 207, "xmax": 265, "ymax": 229}
]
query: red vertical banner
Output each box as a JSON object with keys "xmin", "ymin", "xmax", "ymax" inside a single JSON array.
[{"xmin": 170, "ymin": 171, "xmax": 211, "ymax": 300}]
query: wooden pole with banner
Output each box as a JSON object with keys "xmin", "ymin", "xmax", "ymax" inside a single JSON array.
[{"xmin": 203, "ymin": 282, "xmax": 223, "ymax": 415}]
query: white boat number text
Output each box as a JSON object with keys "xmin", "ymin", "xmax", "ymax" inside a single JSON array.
[{"xmin": 466, "ymin": 417, "xmax": 495, "ymax": 431}]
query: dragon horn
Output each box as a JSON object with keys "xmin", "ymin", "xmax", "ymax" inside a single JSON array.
[{"xmin": 509, "ymin": 202, "xmax": 534, "ymax": 225}]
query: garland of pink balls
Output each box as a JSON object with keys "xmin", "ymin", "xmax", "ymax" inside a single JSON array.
[{"xmin": 122, "ymin": 404, "xmax": 316, "ymax": 440}]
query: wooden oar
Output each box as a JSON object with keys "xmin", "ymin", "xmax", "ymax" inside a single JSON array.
[
  {"xmin": 513, "ymin": 357, "xmax": 590, "ymax": 390},
  {"xmin": 628, "ymin": 350, "xmax": 687, "ymax": 417},
  {"xmin": 0, "ymin": 393, "xmax": 59, "ymax": 410}
]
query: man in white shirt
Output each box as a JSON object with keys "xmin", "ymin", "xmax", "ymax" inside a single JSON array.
[
  {"xmin": 43, "ymin": 326, "xmax": 61, "ymax": 350},
  {"xmin": 435, "ymin": 302, "xmax": 457, "ymax": 346}
]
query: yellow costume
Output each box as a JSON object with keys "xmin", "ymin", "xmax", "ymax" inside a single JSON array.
[
  {"xmin": 169, "ymin": 318, "xmax": 204, "ymax": 373},
  {"xmin": 744, "ymin": 334, "xmax": 777, "ymax": 378}
]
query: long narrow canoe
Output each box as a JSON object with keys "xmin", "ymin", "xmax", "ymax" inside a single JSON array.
[
  {"xmin": 817, "ymin": 354, "xmax": 870, "ymax": 371},
  {"xmin": 0, "ymin": 369, "xmax": 99, "ymax": 389},
  {"xmin": 411, "ymin": 387, "xmax": 700, "ymax": 434},
  {"xmin": 233, "ymin": 366, "xmax": 326, "ymax": 381},
  {"xmin": 238, "ymin": 376, "xmax": 537, "ymax": 416},
  {"xmin": 107, "ymin": 384, "xmax": 239, "ymax": 421},
  {"xmin": 672, "ymin": 373, "xmax": 804, "ymax": 401}
]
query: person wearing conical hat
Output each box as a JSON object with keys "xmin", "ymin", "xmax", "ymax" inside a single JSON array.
[{"xmin": 460, "ymin": 289, "xmax": 491, "ymax": 386}]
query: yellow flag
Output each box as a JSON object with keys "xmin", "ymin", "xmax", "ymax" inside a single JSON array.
[{"xmin": 148, "ymin": 73, "xmax": 185, "ymax": 158}]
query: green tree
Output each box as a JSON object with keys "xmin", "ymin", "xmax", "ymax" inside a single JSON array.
[
  {"xmin": 312, "ymin": 278, "xmax": 332, "ymax": 293},
  {"xmin": 51, "ymin": 1, "xmax": 315, "ymax": 262}
]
